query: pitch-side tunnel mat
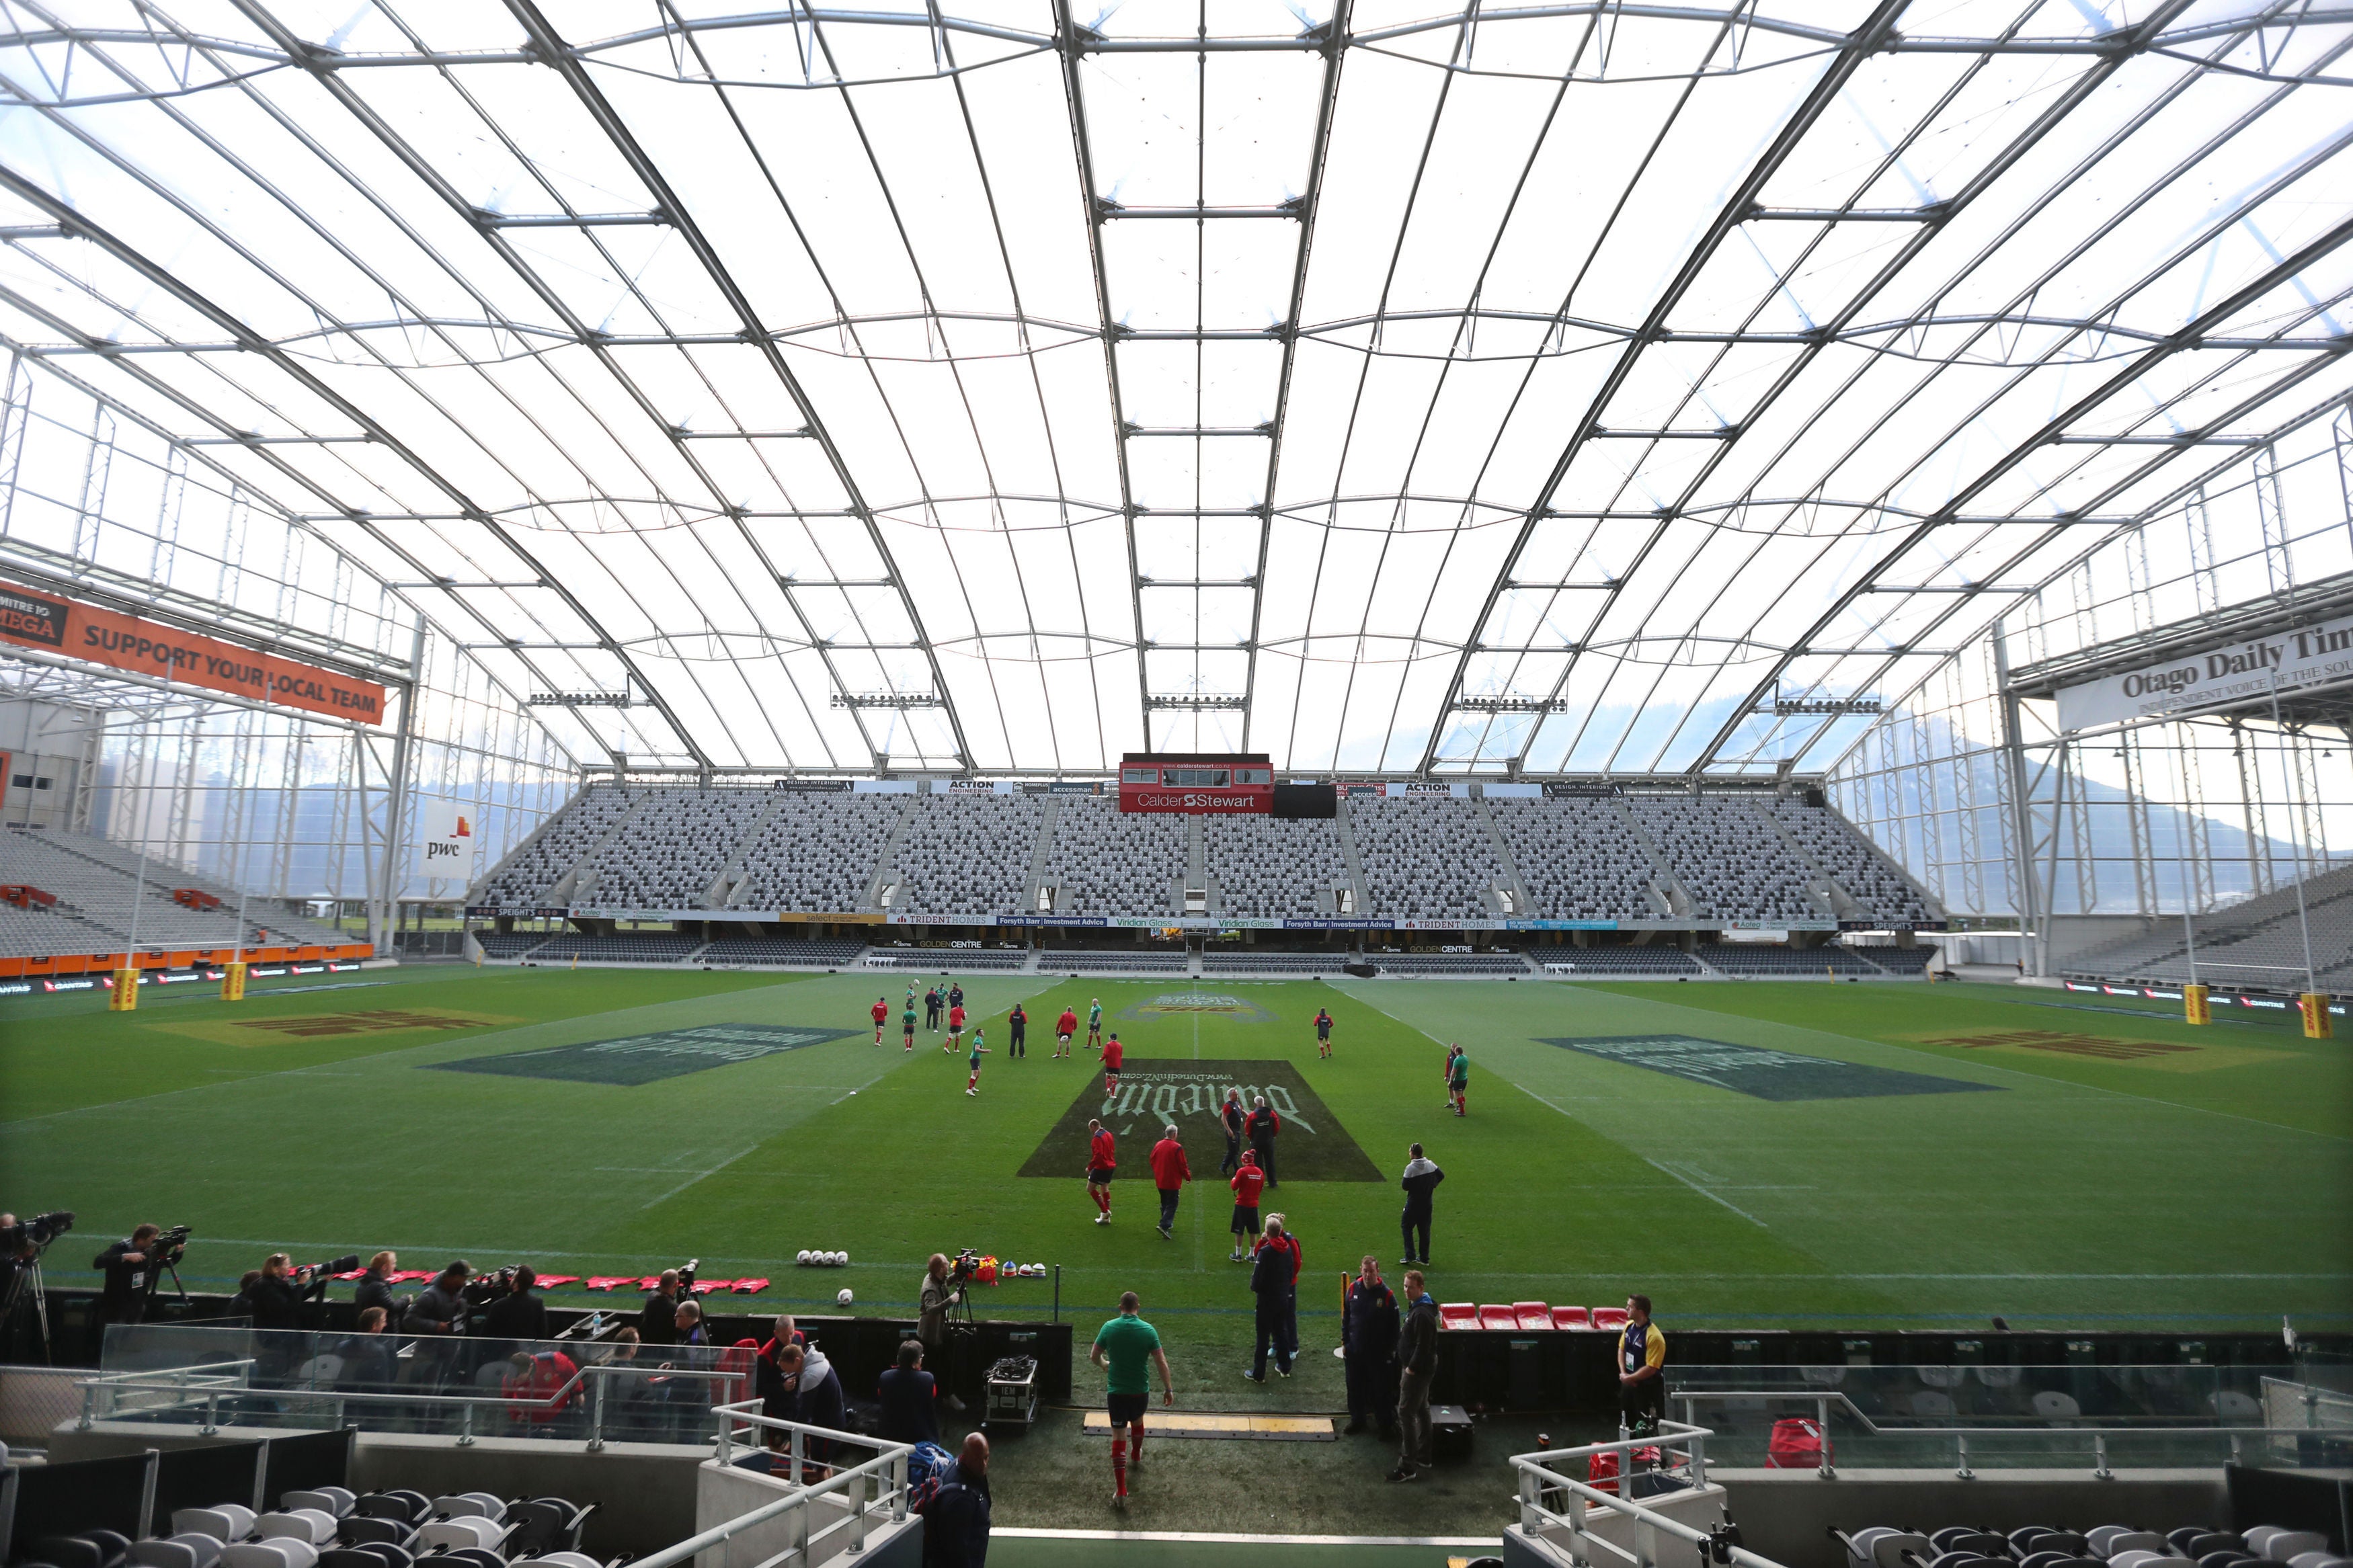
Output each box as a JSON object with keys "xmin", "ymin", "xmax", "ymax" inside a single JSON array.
[{"xmin": 1079, "ymin": 1411, "xmax": 1337, "ymax": 1441}]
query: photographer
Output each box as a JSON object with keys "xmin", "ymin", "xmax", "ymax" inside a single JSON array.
[
  {"xmin": 918, "ymin": 1254, "xmax": 967, "ymax": 1409},
  {"xmin": 639, "ymin": 1270, "xmax": 683, "ymax": 1346},
  {"xmin": 480, "ymin": 1266, "xmax": 549, "ymax": 1347},
  {"xmin": 248, "ymin": 1255, "xmax": 306, "ymax": 1331},
  {"xmin": 93, "ymin": 1225, "xmax": 161, "ymax": 1326},
  {"xmin": 353, "ymin": 1251, "xmax": 408, "ymax": 1319}
]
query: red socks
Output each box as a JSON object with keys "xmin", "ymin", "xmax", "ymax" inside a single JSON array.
[
  {"xmin": 1093, "ymin": 1188, "xmax": 1111, "ymax": 1215},
  {"xmin": 1111, "ymin": 1434, "xmax": 1127, "ymax": 1497}
]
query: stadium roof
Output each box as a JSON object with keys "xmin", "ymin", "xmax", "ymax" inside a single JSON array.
[{"xmin": 0, "ymin": 0, "xmax": 2347, "ymax": 776}]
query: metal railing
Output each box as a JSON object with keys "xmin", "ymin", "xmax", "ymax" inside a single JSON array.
[
  {"xmin": 681, "ymin": 1399, "xmax": 915, "ymax": 1565},
  {"xmin": 1670, "ymin": 1387, "xmax": 2353, "ymax": 1479},
  {"xmin": 73, "ymin": 1359, "xmax": 920, "ymax": 1563},
  {"xmin": 75, "ymin": 1354, "xmax": 756, "ymax": 1452},
  {"xmin": 1511, "ymin": 1422, "xmax": 1769, "ymax": 1568}
]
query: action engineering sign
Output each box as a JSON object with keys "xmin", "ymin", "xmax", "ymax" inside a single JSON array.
[{"xmin": 0, "ymin": 579, "xmax": 386, "ymax": 724}]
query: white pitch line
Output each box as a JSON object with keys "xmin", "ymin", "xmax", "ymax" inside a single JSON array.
[
  {"xmin": 641, "ymin": 1146, "xmax": 759, "ymax": 1210},
  {"xmin": 1641, "ymin": 1155, "xmax": 1767, "ymax": 1227}
]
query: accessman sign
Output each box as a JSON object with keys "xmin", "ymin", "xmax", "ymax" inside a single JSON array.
[{"xmin": 2057, "ymin": 615, "xmax": 2353, "ymax": 731}]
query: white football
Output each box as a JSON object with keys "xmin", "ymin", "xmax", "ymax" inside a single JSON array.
[
  {"xmin": 828, "ymin": 1251, "xmax": 844, "ymax": 1266},
  {"xmin": 837, "ymin": 1288, "xmax": 854, "ymax": 1307},
  {"xmin": 839, "ymin": 1253, "xmax": 852, "ymax": 1268},
  {"xmin": 797, "ymin": 1249, "xmax": 811, "ymax": 1266}
]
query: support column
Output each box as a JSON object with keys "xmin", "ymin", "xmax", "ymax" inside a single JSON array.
[
  {"xmin": 372, "ymin": 620, "xmax": 426, "ymax": 959},
  {"xmin": 1993, "ymin": 626, "xmax": 2043, "ymax": 977}
]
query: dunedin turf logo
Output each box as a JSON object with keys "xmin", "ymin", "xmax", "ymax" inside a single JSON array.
[
  {"xmin": 1017, "ymin": 1058, "xmax": 1378, "ymax": 1180},
  {"xmin": 1119, "ymin": 991, "xmax": 1275, "ymax": 1024}
]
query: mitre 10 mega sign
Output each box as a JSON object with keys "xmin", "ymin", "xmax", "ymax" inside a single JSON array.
[{"xmin": 0, "ymin": 579, "xmax": 387, "ymax": 724}]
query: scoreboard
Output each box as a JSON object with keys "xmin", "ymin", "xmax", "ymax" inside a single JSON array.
[{"xmin": 1118, "ymin": 752, "xmax": 1274, "ymax": 814}]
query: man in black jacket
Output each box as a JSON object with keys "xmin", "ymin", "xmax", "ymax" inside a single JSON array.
[
  {"xmin": 1390, "ymin": 1270, "xmax": 1438, "ymax": 1483},
  {"xmin": 922, "ymin": 1433, "xmax": 992, "ymax": 1568},
  {"xmin": 1342, "ymin": 1255, "xmax": 1399, "ymax": 1439},
  {"xmin": 1219, "ymin": 1089, "xmax": 1245, "ymax": 1175},
  {"xmin": 1242, "ymin": 1218, "xmax": 1294, "ymax": 1382},
  {"xmin": 1244, "ymin": 1095, "xmax": 1280, "ymax": 1186},
  {"xmin": 639, "ymin": 1270, "xmax": 683, "ymax": 1345},
  {"xmin": 481, "ymin": 1266, "xmax": 550, "ymax": 1348},
  {"xmin": 402, "ymin": 1262, "xmax": 472, "ymax": 1335},
  {"xmin": 93, "ymin": 1225, "xmax": 161, "ymax": 1326},
  {"xmin": 1400, "ymin": 1143, "xmax": 1445, "ymax": 1266}
]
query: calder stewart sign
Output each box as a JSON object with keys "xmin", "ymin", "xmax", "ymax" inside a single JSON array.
[{"xmin": 2056, "ymin": 614, "xmax": 2353, "ymax": 733}]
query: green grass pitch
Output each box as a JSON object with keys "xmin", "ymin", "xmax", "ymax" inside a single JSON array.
[{"xmin": 5, "ymin": 963, "xmax": 2348, "ymax": 1373}]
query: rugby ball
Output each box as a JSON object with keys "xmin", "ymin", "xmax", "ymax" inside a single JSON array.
[
  {"xmin": 839, "ymin": 1253, "xmax": 851, "ymax": 1268},
  {"xmin": 827, "ymin": 1251, "xmax": 844, "ymax": 1266},
  {"xmin": 796, "ymin": 1250, "xmax": 811, "ymax": 1266},
  {"xmin": 837, "ymin": 1288, "xmax": 854, "ymax": 1307}
]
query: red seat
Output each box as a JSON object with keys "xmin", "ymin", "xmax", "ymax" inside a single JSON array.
[
  {"xmin": 1478, "ymin": 1304, "xmax": 1517, "ymax": 1331},
  {"xmin": 1552, "ymin": 1305, "xmax": 1591, "ymax": 1330},
  {"xmin": 1439, "ymin": 1302, "xmax": 1478, "ymax": 1331},
  {"xmin": 1591, "ymin": 1306, "xmax": 1630, "ymax": 1331},
  {"xmin": 1514, "ymin": 1301, "xmax": 1552, "ymax": 1331}
]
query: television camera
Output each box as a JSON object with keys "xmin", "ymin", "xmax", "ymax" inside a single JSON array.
[
  {"xmin": 1, "ymin": 1210, "xmax": 74, "ymax": 1257},
  {"xmin": 1, "ymin": 1210, "xmax": 76, "ymax": 1363}
]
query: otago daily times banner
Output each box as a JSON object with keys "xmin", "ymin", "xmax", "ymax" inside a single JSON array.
[
  {"xmin": 2057, "ymin": 612, "xmax": 2353, "ymax": 733},
  {"xmin": 0, "ymin": 579, "xmax": 386, "ymax": 724}
]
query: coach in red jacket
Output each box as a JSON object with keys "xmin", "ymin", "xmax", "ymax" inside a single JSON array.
[{"xmin": 1149, "ymin": 1125, "xmax": 1190, "ymax": 1240}]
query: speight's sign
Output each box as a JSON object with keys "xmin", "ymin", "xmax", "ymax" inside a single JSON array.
[
  {"xmin": 2055, "ymin": 614, "xmax": 2353, "ymax": 732},
  {"xmin": 0, "ymin": 579, "xmax": 387, "ymax": 724}
]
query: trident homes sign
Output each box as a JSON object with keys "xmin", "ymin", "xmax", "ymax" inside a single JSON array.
[{"xmin": 2055, "ymin": 616, "xmax": 2353, "ymax": 732}]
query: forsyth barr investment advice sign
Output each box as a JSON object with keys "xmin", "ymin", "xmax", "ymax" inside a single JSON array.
[{"xmin": 0, "ymin": 580, "xmax": 386, "ymax": 724}]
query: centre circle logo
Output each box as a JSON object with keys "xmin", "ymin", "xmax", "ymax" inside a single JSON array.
[{"xmin": 1119, "ymin": 992, "xmax": 1275, "ymax": 1024}]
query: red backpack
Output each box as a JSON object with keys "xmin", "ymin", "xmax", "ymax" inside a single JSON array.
[
  {"xmin": 1766, "ymin": 1417, "xmax": 1829, "ymax": 1469},
  {"xmin": 1585, "ymin": 1445, "xmax": 1661, "ymax": 1493}
]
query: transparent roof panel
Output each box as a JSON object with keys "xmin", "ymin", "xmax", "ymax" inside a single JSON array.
[{"xmin": 0, "ymin": 0, "xmax": 2344, "ymax": 773}]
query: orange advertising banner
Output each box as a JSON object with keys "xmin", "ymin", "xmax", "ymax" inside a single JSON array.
[{"xmin": 0, "ymin": 579, "xmax": 387, "ymax": 725}]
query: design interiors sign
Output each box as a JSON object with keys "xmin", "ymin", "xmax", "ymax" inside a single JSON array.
[{"xmin": 2055, "ymin": 616, "xmax": 2353, "ymax": 732}]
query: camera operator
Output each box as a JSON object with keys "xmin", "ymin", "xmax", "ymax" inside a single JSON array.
[
  {"xmin": 919, "ymin": 1253, "xmax": 968, "ymax": 1410},
  {"xmin": 353, "ymin": 1251, "xmax": 409, "ymax": 1319},
  {"xmin": 93, "ymin": 1225, "xmax": 161, "ymax": 1326},
  {"xmin": 480, "ymin": 1265, "xmax": 549, "ymax": 1348}
]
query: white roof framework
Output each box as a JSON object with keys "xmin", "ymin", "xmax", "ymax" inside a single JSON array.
[{"xmin": 0, "ymin": 0, "xmax": 2346, "ymax": 776}]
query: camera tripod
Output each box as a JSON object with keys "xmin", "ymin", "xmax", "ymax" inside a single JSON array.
[{"xmin": 1, "ymin": 1255, "xmax": 53, "ymax": 1364}]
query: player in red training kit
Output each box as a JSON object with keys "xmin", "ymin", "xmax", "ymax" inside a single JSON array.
[
  {"xmin": 1228, "ymin": 1149, "xmax": 1265, "ymax": 1262},
  {"xmin": 1102, "ymin": 1032, "xmax": 1125, "ymax": 1097},
  {"xmin": 1087, "ymin": 1118, "xmax": 1116, "ymax": 1224},
  {"xmin": 947, "ymin": 1003, "xmax": 965, "ymax": 1052},
  {"xmin": 1055, "ymin": 1007, "xmax": 1079, "ymax": 1059},
  {"xmin": 871, "ymin": 996, "xmax": 889, "ymax": 1044}
]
